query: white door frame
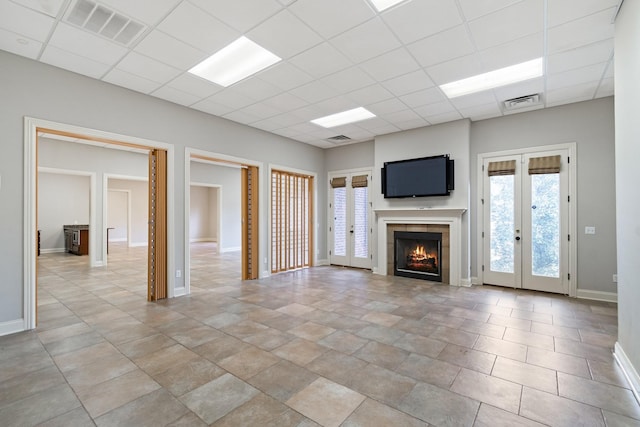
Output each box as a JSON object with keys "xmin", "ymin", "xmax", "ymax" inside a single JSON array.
[
  {"xmin": 476, "ymin": 143, "xmax": 577, "ymax": 297},
  {"xmin": 327, "ymin": 167, "xmax": 373, "ymax": 269},
  {"xmin": 24, "ymin": 116, "xmax": 175, "ymax": 331}
]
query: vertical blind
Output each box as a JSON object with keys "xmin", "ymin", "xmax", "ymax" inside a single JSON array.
[{"xmin": 271, "ymin": 170, "xmax": 312, "ymax": 273}]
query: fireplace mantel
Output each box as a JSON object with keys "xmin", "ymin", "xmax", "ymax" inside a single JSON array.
[{"xmin": 374, "ymin": 208, "xmax": 467, "ymax": 286}]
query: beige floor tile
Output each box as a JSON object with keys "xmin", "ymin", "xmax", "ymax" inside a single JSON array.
[
  {"xmin": 288, "ymin": 321, "xmax": 336, "ymax": 341},
  {"xmin": 179, "ymin": 373, "xmax": 259, "ymax": 424},
  {"xmin": 276, "ymin": 303, "xmax": 316, "ymax": 317},
  {"xmin": 361, "ymin": 311, "xmax": 402, "ymax": 327},
  {"xmin": 520, "ymin": 387, "xmax": 605, "ymax": 426},
  {"xmin": 474, "ymin": 335, "xmax": 528, "ymax": 362},
  {"xmin": 193, "ymin": 335, "xmax": 250, "ymax": 363},
  {"xmin": 349, "ymin": 364, "xmax": 416, "ymax": 407},
  {"xmin": 342, "ymin": 398, "xmax": 428, "ymax": 427},
  {"xmin": 396, "ymin": 353, "xmax": 460, "ymax": 388},
  {"xmin": 286, "ymin": 377, "xmax": 366, "ymax": 427},
  {"xmin": 398, "ymin": 382, "xmax": 479, "ymax": 426},
  {"xmin": 242, "ymin": 328, "xmax": 295, "ymax": 351},
  {"xmin": 96, "ymin": 388, "xmax": 189, "ymax": 427},
  {"xmin": 450, "ymin": 368, "xmax": 522, "ymax": 414},
  {"xmin": 153, "ymin": 357, "xmax": 226, "ymax": 397},
  {"xmin": 356, "ymin": 324, "xmax": 406, "ymax": 345},
  {"xmin": 218, "ymin": 346, "xmax": 280, "ymax": 379},
  {"xmin": 430, "ymin": 325, "xmax": 479, "ymax": 348},
  {"xmin": 602, "ymin": 410, "xmax": 640, "ymax": 427},
  {"xmin": 248, "ymin": 360, "xmax": 318, "ymax": 401},
  {"xmin": 0, "ymin": 365, "xmax": 65, "ymax": 407},
  {"xmin": 272, "ymin": 338, "xmax": 328, "ymax": 366},
  {"xmin": 530, "ymin": 322, "xmax": 581, "ymax": 341},
  {"xmin": 437, "ymin": 343, "xmax": 496, "ymax": 374},
  {"xmin": 36, "ymin": 407, "xmax": 94, "ymax": 427},
  {"xmin": 588, "ymin": 359, "xmax": 631, "ymax": 388},
  {"xmin": 459, "ymin": 318, "xmax": 506, "ymax": 339},
  {"xmin": 65, "ymin": 353, "xmax": 138, "ymax": 389},
  {"xmin": 474, "ymin": 403, "xmax": 546, "ymax": 427},
  {"xmin": 318, "ymin": 330, "xmax": 369, "ymax": 354},
  {"xmin": 212, "ymin": 393, "xmax": 298, "ymax": 426},
  {"xmin": 393, "ymin": 332, "xmax": 447, "ymax": 358},
  {"xmin": 305, "ymin": 350, "xmax": 368, "ymax": 387},
  {"xmin": 526, "ymin": 346, "xmax": 591, "ymax": 378},
  {"xmin": 116, "ymin": 333, "xmax": 176, "ymax": 359},
  {"xmin": 53, "ymin": 341, "xmax": 121, "ymax": 372},
  {"xmin": 491, "ymin": 356, "xmax": 558, "ymax": 394},
  {"xmin": 503, "ymin": 327, "xmax": 555, "ymax": 351},
  {"xmin": 0, "ymin": 383, "xmax": 81, "ymax": 427},
  {"xmin": 354, "ymin": 341, "xmax": 409, "ymax": 370},
  {"xmin": 555, "ymin": 337, "xmax": 614, "ymax": 363}
]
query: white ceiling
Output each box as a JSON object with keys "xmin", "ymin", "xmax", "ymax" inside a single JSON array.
[{"xmin": 1, "ymin": 0, "xmax": 619, "ymax": 149}]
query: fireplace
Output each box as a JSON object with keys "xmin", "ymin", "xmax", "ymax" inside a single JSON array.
[{"xmin": 394, "ymin": 231, "xmax": 443, "ymax": 281}]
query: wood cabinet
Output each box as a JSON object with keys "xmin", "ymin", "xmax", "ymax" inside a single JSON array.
[{"xmin": 63, "ymin": 225, "xmax": 89, "ymax": 255}]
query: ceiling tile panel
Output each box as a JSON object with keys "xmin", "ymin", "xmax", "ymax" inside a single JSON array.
[
  {"xmin": 547, "ymin": 62, "xmax": 607, "ymax": 91},
  {"xmin": 546, "ymin": 81, "xmax": 599, "ymax": 106},
  {"xmin": 381, "ymin": 0, "xmax": 462, "ymax": 44},
  {"xmin": 1, "ymin": 1, "xmax": 55, "ymax": 41},
  {"xmin": 478, "ymin": 32, "xmax": 543, "ymax": 72},
  {"xmin": 152, "ymin": 85, "xmax": 201, "ymax": 106},
  {"xmin": 425, "ymin": 54, "xmax": 483, "ymax": 85},
  {"xmin": 134, "ymin": 29, "xmax": 206, "ymax": 69},
  {"xmin": 458, "ymin": 0, "xmax": 522, "ymax": 21},
  {"xmin": 407, "ymin": 25, "xmax": 474, "ymax": 69},
  {"xmin": 103, "ymin": 68, "xmax": 162, "ymax": 94},
  {"xmin": 425, "ymin": 110, "xmax": 463, "ymax": 124},
  {"xmin": 257, "ymin": 62, "xmax": 314, "ymax": 91},
  {"xmin": 547, "ymin": 39, "xmax": 613, "ymax": 75},
  {"xmin": 449, "ymin": 90, "xmax": 497, "ymax": 109},
  {"xmin": 40, "ymin": 44, "xmax": 111, "ymax": 78},
  {"xmin": 263, "ymin": 92, "xmax": 308, "ymax": 112},
  {"xmin": 547, "ymin": 8, "xmax": 616, "ymax": 54},
  {"xmin": 381, "ymin": 70, "xmax": 434, "ymax": 96},
  {"xmin": 330, "ymin": 17, "xmax": 401, "ymax": 63},
  {"xmin": 223, "ymin": 109, "xmax": 262, "ymax": 124},
  {"xmin": 468, "ymin": 0, "xmax": 542, "ymax": 50},
  {"xmin": 240, "ymin": 102, "xmax": 283, "ymax": 120},
  {"xmin": 98, "ymin": 0, "xmax": 182, "ymax": 25},
  {"xmin": 165, "ymin": 73, "xmax": 222, "ymax": 98},
  {"xmin": 157, "ymin": 2, "xmax": 238, "ymax": 53},
  {"xmin": 290, "ymin": 81, "xmax": 340, "ymax": 104},
  {"xmin": 247, "ymin": 9, "xmax": 323, "ymax": 59},
  {"xmin": 116, "ymin": 52, "xmax": 182, "ymax": 83},
  {"xmin": 400, "ymin": 87, "xmax": 446, "ymax": 109},
  {"xmin": 0, "ymin": 28, "xmax": 42, "ymax": 58},
  {"xmin": 48, "ymin": 22, "xmax": 128, "ymax": 65},
  {"xmin": 313, "ymin": 96, "xmax": 359, "ymax": 115},
  {"xmin": 231, "ymin": 78, "xmax": 281, "ymax": 102},
  {"xmin": 189, "ymin": 0, "xmax": 281, "ymax": 32},
  {"xmin": 413, "ymin": 100, "xmax": 457, "ymax": 117},
  {"xmin": 10, "ymin": 0, "xmax": 66, "ymax": 17},
  {"xmin": 547, "ymin": 0, "xmax": 621, "ymax": 27},
  {"xmin": 457, "ymin": 102, "xmax": 503, "ymax": 121},
  {"xmin": 347, "ymin": 84, "xmax": 394, "ymax": 106},
  {"xmin": 289, "ymin": 0, "xmax": 374, "ymax": 39},
  {"xmin": 359, "ymin": 48, "xmax": 420, "ymax": 82},
  {"xmin": 207, "ymin": 88, "xmax": 257, "ymax": 110},
  {"xmin": 492, "ymin": 77, "xmax": 544, "ymax": 102},
  {"xmin": 191, "ymin": 98, "xmax": 235, "ymax": 117},
  {"xmin": 289, "ymin": 42, "xmax": 352, "ymax": 78},
  {"xmin": 320, "ymin": 66, "xmax": 376, "ymax": 93},
  {"xmin": 395, "ymin": 117, "xmax": 429, "ymax": 130},
  {"xmin": 367, "ymin": 98, "xmax": 409, "ymax": 116}
]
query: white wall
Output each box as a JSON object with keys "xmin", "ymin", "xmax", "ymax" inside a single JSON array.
[
  {"xmin": 614, "ymin": 0, "xmax": 640, "ymax": 395},
  {"xmin": 107, "ymin": 191, "xmax": 128, "ymax": 242},
  {"xmin": 373, "ymin": 120, "xmax": 472, "ymax": 279},
  {"xmin": 108, "ymin": 179, "xmax": 148, "ymax": 246},
  {"xmin": 190, "ymin": 186, "xmax": 216, "ymax": 241},
  {"xmin": 38, "ymin": 172, "xmax": 90, "ymax": 251},
  {"xmin": 325, "ymin": 140, "xmax": 375, "ymax": 172},
  {"xmin": 470, "ymin": 98, "xmax": 616, "ymax": 294},
  {"xmin": 190, "ymin": 162, "xmax": 242, "ymax": 251}
]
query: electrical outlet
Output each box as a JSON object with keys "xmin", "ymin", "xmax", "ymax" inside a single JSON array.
[
  {"xmin": 176, "ymin": 270, "xmax": 181, "ymax": 278},
  {"xmin": 613, "ymin": 274, "xmax": 617, "ymax": 283},
  {"xmin": 585, "ymin": 226, "xmax": 596, "ymax": 235}
]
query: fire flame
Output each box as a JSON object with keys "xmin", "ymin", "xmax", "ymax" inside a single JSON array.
[{"xmin": 410, "ymin": 245, "xmax": 436, "ymax": 260}]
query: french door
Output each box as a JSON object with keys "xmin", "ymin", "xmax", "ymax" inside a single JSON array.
[
  {"xmin": 329, "ymin": 172, "xmax": 371, "ymax": 269},
  {"xmin": 482, "ymin": 149, "xmax": 570, "ymax": 294}
]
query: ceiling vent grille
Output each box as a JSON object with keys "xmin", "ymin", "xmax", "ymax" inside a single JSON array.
[
  {"xmin": 65, "ymin": 0, "xmax": 146, "ymax": 46},
  {"xmin": 327, "ymin": 135, "xmax": 352, "ymax": 143},
  {"xmin": 503, "ymin": 94, "xmax": 542, "ymax": 111}
]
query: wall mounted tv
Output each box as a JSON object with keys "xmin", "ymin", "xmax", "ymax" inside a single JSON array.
[{"xmin": 381, "ymin": 154, "xmax": 454, "ymax": 198}]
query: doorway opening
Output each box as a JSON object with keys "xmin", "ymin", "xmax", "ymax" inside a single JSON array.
[{"xmin": 24, "ymin": 117, "xmax": 174, "ymax": 329}]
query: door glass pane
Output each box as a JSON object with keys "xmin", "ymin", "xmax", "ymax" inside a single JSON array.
[
  {"xmin": 353, "ymin": 186, "xmax": 368, "ymax": 259},
  {"xmin": 531, "ymin": 173, "xmax": 560, "ymax": 277},
  {"xmin": 490, "ymin": 175, "xmax": 515, "ymax": 273},
  {"xmin": 333, "ymin": 187, "xmax": 346, "ymax": 256}
]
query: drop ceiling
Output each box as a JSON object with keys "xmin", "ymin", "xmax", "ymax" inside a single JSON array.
[{"xmin": 1, "ymin": 0, "xmax": 619, "ymax": 149}]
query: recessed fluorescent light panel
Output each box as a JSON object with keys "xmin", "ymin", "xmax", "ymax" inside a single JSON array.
[
  {"xmin": 311, "ymin": 107, "xmax": 376, "ymax": 128},
  {"xmin": 369, "ymin": 0, "xmax": 407, "ymax": 12},
  {"xmin": 189, "ymin": 36, "xmax": 281, "ymax": 87},
  {"xmin": 439, "ymin": 58, "xmax": 544, "ymax": 98}
]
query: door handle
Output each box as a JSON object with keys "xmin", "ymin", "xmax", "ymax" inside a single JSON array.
[{"xmin": 515, "ymin": 236, "xmax": 521, "ymax": 241}]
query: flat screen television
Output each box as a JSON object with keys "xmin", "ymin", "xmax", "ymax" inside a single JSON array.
[{"xmin": 381, "ymin": 154, "xmax": 454, "ymax": 198}]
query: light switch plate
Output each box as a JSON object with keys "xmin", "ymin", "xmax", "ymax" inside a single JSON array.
[{"xmin": 585, "ymin": 226, "xmax": 596, "ymax": 234}]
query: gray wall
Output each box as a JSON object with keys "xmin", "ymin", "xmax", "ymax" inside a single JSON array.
[
  {"xmin": 38, "ymin": 172, "xmax": 90, "ymax": 251},
  {"xmin": 470, "ymin": 97, "xmax": 617, "ymax": 293},
  {"xmin": 614, "ymin": 0, "xmax": 640, "ymax": 389},
  {"xmin": 325, "ymin": 140, "xmax": 375, "ymax": 172},
  {"xmin": 0, "ymin": 50, "xmax": 325, "ymax": 325},
  {"xmin": 190, "ymin": 161, "xmax": 242, "ymax": 251}
]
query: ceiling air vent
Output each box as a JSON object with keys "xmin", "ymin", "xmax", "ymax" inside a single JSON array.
[
  {"xmin": 326, "ymin": 135, "xmax": 352, "ymax": 143},
  {"xmin": 65, "ymin": 0, "xmax": 146, "ymax": 46},
  {"xmin": 503, "ymin": 94, "xmax": 542, "ymax": 111}
]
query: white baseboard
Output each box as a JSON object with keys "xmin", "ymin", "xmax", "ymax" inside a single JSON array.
[
  {"xmin": 372, "ymin": 267, "xmax": 380, "ymax": 275},
  {"xmin": 459, "ymin": 278, "xmax": 472, "ymax": 287},
  {"xmin": 190, "ymin": 238, "xmax": 217, "ymax": 243},
  {"xmin": 128, "ymin": 242, "xmax": 148, "ymax": 248},
  {"xmin": 614, "ymin": 342, "xmax": 640, "ymax": 405},
  {"xmin": 40, "ymin": 248, "xmax": 65, "ymax": 254},
  {"xmin": 0, "ymin": 319, "xmax": 26, "ymax": 337},
  {"xmin": 316, "ymin": 259, "xmax": 329, "ymax": 266},
  {"xmin": 261, "ymin": 270, "xmax": 271, "ymax": 279},
  {"xmin": 576, "ymin": 289, "xmax": 618, "ymax": 302},
  {"xmin": 108, "ymin": 237, "xmax": 127, "ymax": 242},
  {"xmin": 471, "ymin": 276, "xmax": 481, "ymax": 285},
  {"xmin": 221, "ymin": 246, "xmax": 241, "ymax": 253},
  {"xmin": 173, "ymin": 287, "xmax": 187, "ymax": 297}
]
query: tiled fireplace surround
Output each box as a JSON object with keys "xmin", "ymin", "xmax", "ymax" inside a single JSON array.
[{"xmin": 374, "ymin": 209, "xmax": 466, "ymax": 286}]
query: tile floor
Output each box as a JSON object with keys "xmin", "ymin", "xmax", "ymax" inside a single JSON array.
[{"xmin": 1, "ymin": 242, "xmax": 639, "ymax": 426}]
